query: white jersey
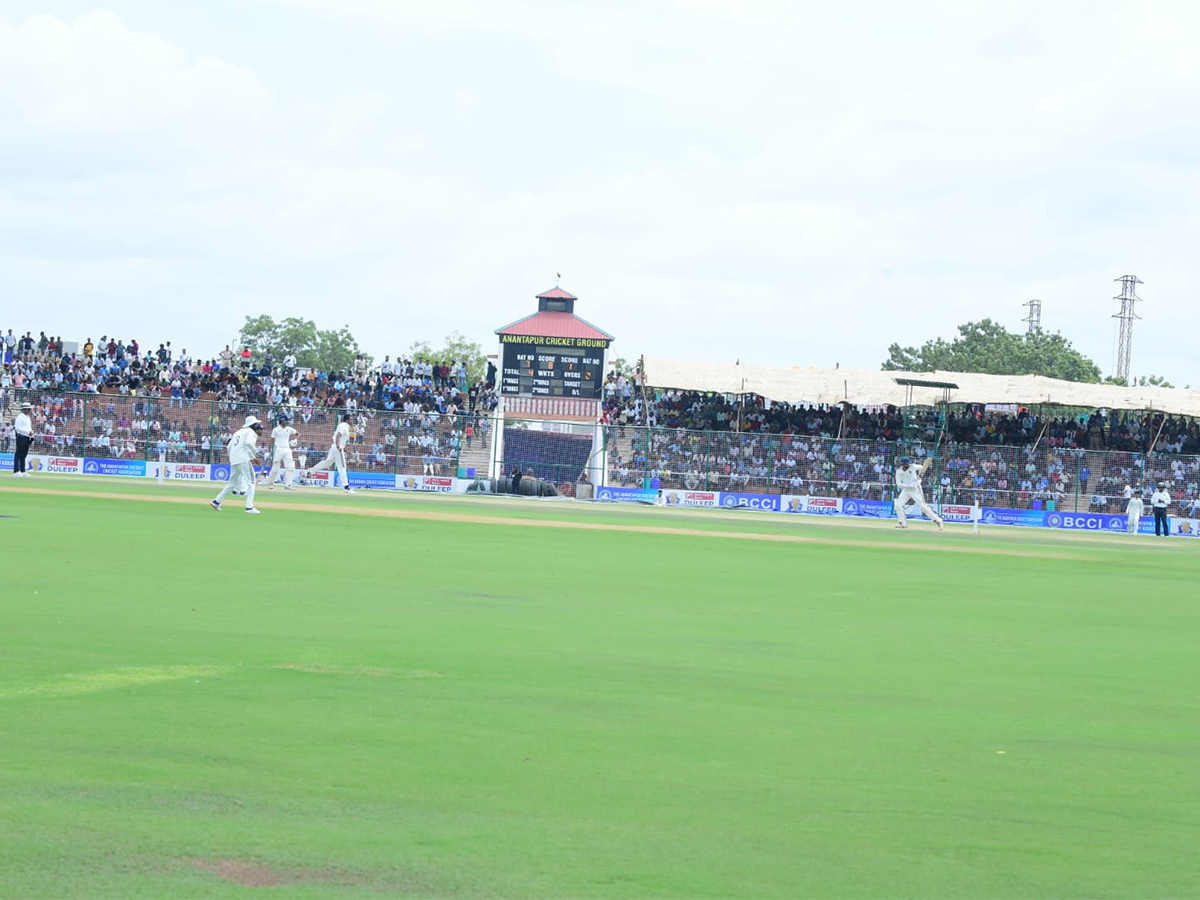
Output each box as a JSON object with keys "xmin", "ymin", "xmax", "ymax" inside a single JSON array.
[
  {"xmin": 272, "ymin": 425, "xmax": 297, "ymax": 456},
  {"xmin": 226, "ymin": 426, "xmax": 259, "ymax": 465},
  {"xmin": 1150, "ymin": 489, "xmax": 1171, "ymax": 509},
  {"xmin": 895, "ymin": 465, "xmax": 923, "ymax": 491},
  {"xmin": 332, "ymin": 421, "xmax": 350, "ymax": 451},
  {"xmin": 14, "ymin": 412, "xmax": 33, "ymax": 437}
]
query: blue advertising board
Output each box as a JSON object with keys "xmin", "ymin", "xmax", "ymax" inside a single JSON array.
[
  {"xmin": 82, "ymin": 458, "xmax": 147, "ymax": 477},
  {"xmin": 979, "ymin": 507, "xmax": 1046, "ymax": 528},
  {"xmin": 596, "ymin": 486, "xmax": 658, "ymax": 503},
  {"xmin": 720, "ymin": 492, "xmax": 781, "ymax": 512},
  {"xmin": 841, "ymin": 498, "xmax": 894, "ymax": 518},
  {"xmin": 210, "ymin": 464, "xmax": 231, "ymax": 482},
  {"xmin": 1044, "ymin": 511, "xmax": 1129, "ymax": 533},
  {"xmin": 348, "ymin": 471, "xmax": 397, "ymax": 489}
]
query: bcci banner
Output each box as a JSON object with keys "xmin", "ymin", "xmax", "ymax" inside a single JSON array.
[
  {"xmin": 721, "ymin": 492, "xmax": 781, "ymax": 511},
  {"xmin": 1044, "ymin": 512, "xmax": 1128, "ymax": 533}
]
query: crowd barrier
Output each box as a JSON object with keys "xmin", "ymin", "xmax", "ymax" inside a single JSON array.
[
  {"xmin": 594, "ymin": 485, "xmax": 1200, "ymax": 538},
  {"xmin": 0, "ymin": 452, "xmax": 473, "ymax": 494},
  {"xmin": 5, "ymin": 451, "xmax": 1195, "ymax": 536}
]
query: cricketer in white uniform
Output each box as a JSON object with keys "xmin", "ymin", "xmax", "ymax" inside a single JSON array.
[
  {"xmin": 1125, "ymin": 488, "xmax": 1144, "ymax": 534},
  {"xmin": 894, "ymin": 455, "xmax": 944, "ymax": 530},
  {"xmin": 211, "ymin": 415, "xmax": 263, "ymax": 513},
  {"xmin": 306, "ymin": 413, "xmax": 355, "ymax": 493},
  {"xmin": 264, "ymin": 415, "xmax": 299, "ymax": 490}
]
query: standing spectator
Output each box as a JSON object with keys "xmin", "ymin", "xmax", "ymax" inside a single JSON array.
[
  {"xmin": 12, "ymin": 401, "xmax": 34, "ymax": 476},
  {"xmin": 1150, "ymin": 481, "xmax": 1172, "ymax": 537}
]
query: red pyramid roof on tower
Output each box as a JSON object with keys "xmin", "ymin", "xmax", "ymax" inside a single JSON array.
[
  {"xmin": 495, "ymin": 311, "xmax": 614, "ymax": 341},
  {"xmin": 535, "ymin": 286, "xmax": 578, "ymax": 300}
]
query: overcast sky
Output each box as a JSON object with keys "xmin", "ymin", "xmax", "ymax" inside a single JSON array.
[{"xmin": 2, "ymin": 1, "xmax": 1198, "ymax": 385}]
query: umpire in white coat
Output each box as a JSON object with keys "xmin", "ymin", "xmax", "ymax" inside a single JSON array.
[{"xmin": 1150, "ymin": 482, "xmax": 1172, "ymax": 537}]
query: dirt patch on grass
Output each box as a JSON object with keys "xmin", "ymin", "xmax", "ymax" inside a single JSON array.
[
  {"xmin": 272, "ymin": 663, "xmax": 443, "ymax": 678},
  {"xmin": 186, "ymin": 857, "xmax": 362, "ymax": 888},
  {"xmin": 6, "ymin": 483, "xmax": 1089, "ymax": 560}
]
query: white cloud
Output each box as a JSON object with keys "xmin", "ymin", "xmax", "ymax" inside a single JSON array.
[
  {"xmin": 0, "ymin": 11, "xmax": 274, "ymax": 133},
  {"xmin": 1, "ymin": 2, "xmax": 1199, "ymax": 386}
]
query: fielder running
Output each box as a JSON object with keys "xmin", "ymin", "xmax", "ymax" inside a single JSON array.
[
  {"xmin": 1126, "ymin": 486, "xmax": 1144, "ymax": 534},
  {"xmin": 305, "ymin": 413, "xmax": 356, "ymax": 493},
  {"xmin": 211, "ymin": 415, "xmax": 264, "ymax": 514},
  {"xmin": 894, "ymin": 455, "xmax": 944, "ymax": 530},
  {"xmin": 264, "ymin": 414, "xmax": 299, "ymax": 490}
]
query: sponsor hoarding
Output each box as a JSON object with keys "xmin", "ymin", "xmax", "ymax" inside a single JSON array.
[
  {"xmin": 28, "ymin": 455, "xmax": 83, "ymax": 474},
  {"xmin": 720, "ymin": 492, "xmax": 781, "ymax": 512},
  {"xmin": 596, "ymin": 486, "xmax": 658, "ymax": 503},
  {"xmin": 159, "ymin": 463, "xmax": 210, "ymax": 481},
  {"xmin": 82, "ymin": 458, "xmax": 147, "ymax": 477},
  {"xmin": 349, "ymin": 471, "xmax": 398, "ymax": 489},
  {"xmin": 840, "ymin": 498, "xmax": 894, "ymax": 518},
  {"xmin": 661, "ymin": 490, "xmax": 719, "ymax": 508},
  {"xmin": 780, "ymin": 495, "xmax": 842, "ymax": 515},
  {"xmin": 1044, "ymin": 512, "xmax": 1128, "ymax": 533},
  {"xmin": 397, "ymin": 475, "xmax": 457, "ymax": 493}
]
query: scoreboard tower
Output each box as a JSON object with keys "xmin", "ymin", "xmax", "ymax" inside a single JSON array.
[{"xmin": 492, "ymin": 285, "xmax": 615, "ymax": 488}]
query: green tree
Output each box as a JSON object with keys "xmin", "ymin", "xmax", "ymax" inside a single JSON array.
[
  {"xmin": 407, "ymin": 331, "xmax": 488, "ymax": 385},
  {"xmin": 881, "ymin": 319, "xmax": 1103, "ymax": 383},
  {"xmin": 237, "ymin": 315, "xmax": 367, "ymax": 373},
  {"xmin": 1102, "ymin": 374, "xmax": 1176, "ymax": 388}
]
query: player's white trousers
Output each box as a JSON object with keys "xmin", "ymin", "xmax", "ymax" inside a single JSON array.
[
  {"xmin": 267, "ymin": 451, "xmax": 296, "ymax": 487},
  {"xmin": 215, "ymin": 461, "xmax": 257, "ymax": 508},
  {"xmin": 308, "ymin": 447, "xmax": 347, "ymax": 488},
  {"xmin": 895, "ymin": 488, "xmax": 942, "ymax": 526},
  {"xmin": 1127, "ymin": 501, "xmax": 1144, "ymax": 533}
]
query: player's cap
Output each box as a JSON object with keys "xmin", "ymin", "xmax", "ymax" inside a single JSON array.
[
  {"xmin": 1157, "ymin": 481, "xmax": 1166, "ymax": 487},
  {"xmin": 244, "ymin": 415, "xmax": 262, "ymax": 427},
  {"xmin": 21, "ymin": 401, "xmax": 33, "ymax": 409},
  {"xmin": 277, "ymin": 414, "xmax": 289, "ymax": 423},
  {"xmin": 899, "ymin": 456, "xmax": 912, "ymax": 465}
]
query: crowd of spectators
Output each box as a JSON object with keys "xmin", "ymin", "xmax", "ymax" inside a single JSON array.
[
  {"xmin": 1, "ymin": 327, "xmax": 499, "ymax": 476},
  {"xmin": 5, "ymin": 329, "xmax": 1200, "ymax": 512},
  {"xmin": 600, "ymin": 379, "xmax": 1200, "ymax": 512}
]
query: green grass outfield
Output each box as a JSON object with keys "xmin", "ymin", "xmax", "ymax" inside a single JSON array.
[{"xmin": 2, "ymin": 477, "xmax": 1198, "ymax": 899}]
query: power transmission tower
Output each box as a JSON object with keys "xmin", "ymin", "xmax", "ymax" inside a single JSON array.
[
  {"xmin": 1021, "ymin": 299, "xmax": 1042, "ymax": 333},
  {"xmin": 1112, "ymin": 275, "xmax": 1143, "ymax": 383}
]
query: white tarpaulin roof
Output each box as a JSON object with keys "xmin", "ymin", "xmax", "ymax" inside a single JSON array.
[{"xmin": 641, "ymin": 357, "xmax": 1200, "ymax": 417}]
